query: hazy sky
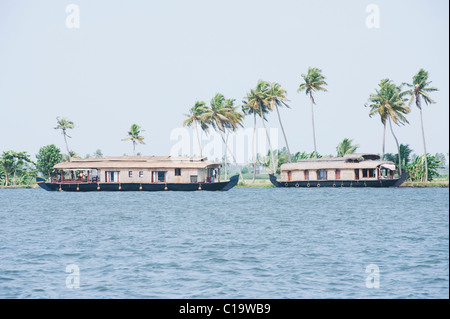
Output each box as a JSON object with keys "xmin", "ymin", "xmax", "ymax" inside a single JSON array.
[{"xmin": 0, "ymin": 0, "xmax": 448, "ymax": 162}]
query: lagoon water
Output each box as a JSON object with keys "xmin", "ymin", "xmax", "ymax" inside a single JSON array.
[{"xmin": 0, "ymin": 187, "xmax": 448, "ymax": 298}]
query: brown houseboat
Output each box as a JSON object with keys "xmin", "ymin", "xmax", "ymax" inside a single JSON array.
[
  {"xmin": 270, "ymin": 153, "xmax": 408, "ymax": 188},
  {"xmin": 36, "ymin": 156, "xmax": 238, "ymax": 192}
]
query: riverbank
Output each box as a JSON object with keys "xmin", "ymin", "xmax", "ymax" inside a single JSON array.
[
  {"xmin": 1, "ymin": 180, "xmax": 448, "ymax": 189},
  {"xmin": 401, "ymin": 180, "xmax": 449, "ymax": 188},
  {"xmin": 0, "ymin": 184, "xmax": 40, "ymax": 189}
]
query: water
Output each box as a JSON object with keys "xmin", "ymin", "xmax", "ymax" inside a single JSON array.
[{"xmin": 0, "ymin": 187, "xmax": 448, "ymax": 298}]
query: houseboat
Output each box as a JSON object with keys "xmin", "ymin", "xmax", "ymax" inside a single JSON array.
[
  {"xmin": 269, "ymin": 153, "xmax": 408, "ymax": 188},
  {"xmin": 36, "ymin": 156, "xmax": 239, "ymax": 192}
]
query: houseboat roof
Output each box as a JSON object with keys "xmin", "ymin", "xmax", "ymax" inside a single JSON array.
[
  {"xmin": 54, "ymin": 156, "xmax": 221, "ymax": 170},
  {"xmin": 281, "ymin": 153, "xmax": 396, "ymax": 171}
]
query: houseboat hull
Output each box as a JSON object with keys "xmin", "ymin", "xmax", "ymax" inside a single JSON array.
[
  {"xmin": 269, "ymin": 173, "xmax": 409, "ymax": 188},
  {"xmin": 36, "ymin": 175, "xmax": 239, "ymax": 192}
]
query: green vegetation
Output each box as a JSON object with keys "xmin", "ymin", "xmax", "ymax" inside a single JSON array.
[
  {"xmin": 406, "ymin": 154, "xmax": 443, "ymax": 182},
  {"xmin": 365, "ymin": 79, "xmax": 410, "ymax": 174},
  {"xmin": 1, "ymin": 67, "xmax": 446, "ymax": 188},
  {"xmin": 54, "ymin": 117, "xmax": 75, "ymax": 161},
  {"xmin": 403, "ymin": 69, "xmax": 439, "ymax": 181},
  {"xmin": 183, "ymin": 101, "xmax": 209, "ymax": 157},
  {"xmin": 0, "ymin": 151, "xmax": 36, "ymax": 187},
  {"xmin": 336, "ymin": 138, "xmax": 359, "ymax": 157},
  {"xmin": 297, "ymin": 67, "xmax": 328, "ymax": 158},
  {"xmin": 202, "ymin": 93, "xmax": 244, "ymax": 181},
  {"xmin": 36, "ymin": 144, "xmax": 63, "ymax": 180},
  {"xmin": 242, "ymin": 80, "xmax": 277, "ymax": 175},
  {"xmin": 122, "ymin": 124, "xmax": 145, "ymax": 156}
]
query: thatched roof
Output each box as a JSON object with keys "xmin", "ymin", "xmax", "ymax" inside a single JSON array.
[
  {"xmin": 54, "ymin": 156, "xmax": 221, "ymax": 170},
  {"xmin": 281, "ymin": 154, "xmax": 394, "ymax": 171}
]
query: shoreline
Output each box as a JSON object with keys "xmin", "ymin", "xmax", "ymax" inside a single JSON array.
[{"xmin": 1, "ymin": 180, "xmax": 448, "ymax": 189}]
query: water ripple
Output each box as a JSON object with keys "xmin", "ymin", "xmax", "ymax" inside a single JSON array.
[{"xmin": 0, "ymin": 187, "xmax": 448, "ymax": 298}]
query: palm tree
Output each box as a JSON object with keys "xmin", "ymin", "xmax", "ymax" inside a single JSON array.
[
  {"xmin": 242, "ymin": 80, "xmax": 277, "ymax": 175},
  {"xmin": 403, "ymin": 69, "xmax": 438, "ymax": 181},
  {"xmin": 385, "ymin": 144, "xmax": 413, "ymax": 172},
  {"xmin": 54, "ymin": 117, "xmax": 75, "ymax": 162},
  {"xmin": 336, "ymin": 138, "xmax": 359, "ymax": 157},
  {"xmin": 366, "ymin": 79, "xmax": 410, "ymax": 173},
  {"xmin": 122, "ymin": 124, "xmax": 145, "ymax": 156},
  {"xmin": 202, "ymin": 93, "xmax": 244, "ymax": 180},
  {"xmin": 242, "ymin": 90, "xmax": 268, "ymax": 183},
  {"xmin": 266, "ymin": 82, "xmax": 292, "ymax": 162},
  {"xmin": 183, "ymin": 101, "xmax": 209, "ymax": 157},
  {"xmin": 297, "ymin": 67, "xmax": 328, "ymax": 158}
]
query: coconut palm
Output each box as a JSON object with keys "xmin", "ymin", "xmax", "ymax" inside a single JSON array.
[
  {"xmin": 266, "ymin": 82, "xmax": 292, "ymax": 162},
  {"xmin": 242, "ymin": 85, "xmax": 270, "ymax": 182},
  {"xmin": 242, "ymin": 80, "xmax": 277, "ymax": 175},
  {"xmin": 336, "ymin": 138, "xmax": 359, "ymax": 157},
  {"xmin": 385, "ymin": 144, "xmax": 413, "ymax": 172},
  {"xmin": 122, "ymin": 124, "xmax": 145, "ymax": 156},
  {"xmin": 403, "ymin": 69, "xmax": 438, "ymax": 181},
  {"xmin": 183, "ymin": 101, "xmax": 209, "ymax": 157},
  {"xmin": 365, "ymin": 79, "xmax": 410, "ymax": 173},
  {"xmin": 297, "ymin": 67, "xmax": 328, "ymax": 158},
  {"xmin": 241, "ymin": 104, "xmax": 267, "ymax": 182},
  {"xmin": 54, "ymin": 117, "xmax": 75, "ymax": 162},
  {"xmin": 202, "ymin": 93, "xmax": 244, "ymax": 180}
]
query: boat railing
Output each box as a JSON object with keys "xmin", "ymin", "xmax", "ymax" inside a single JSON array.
[{"xmin": 53, "ymin": 176, "xmax": 100, "ymax": 184}]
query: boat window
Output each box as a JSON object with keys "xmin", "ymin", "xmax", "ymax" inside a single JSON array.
[
  {"xmin": 175, "ymin": 168, "xmax": 181, "ymax": 176},
  {"xmin": 139, "ymin": 171, "xmax": 144, "ymax": 178},
  {"xmin": 190, "ymin": 175, "xmax": 198, "ymax": 183},
  {"xmin": 362, "ymin": 169, "xmax": 376, "ymax": 178},
  {"xmin": 304, "ymin": 170, "xmax": 309, "ymax": 181},
  {"xmin": 106, "ymin": 171, "xmax": 119, "ymax": 183},
  {"xmin": 335, "ymin": 169, "xmax": 340, "ymax": 180},
  {"xmin": 129, "ymin": 171, "xmax": 133, "ymax": 178},
  {"xmin": 318, "ymin": 169, "xmax": 327, "ymax": 180},
  {"xmin": 152, "ymin": 171, "xmax": 166, "ymax": 183}
]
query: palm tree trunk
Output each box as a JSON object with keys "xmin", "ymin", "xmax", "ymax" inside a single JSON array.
[
  {"xmin": 224, "ymin": 132, "xmax": 229, "ymax": 180},
  {"xmin": 419, "ymin": 106, "xmax": 428, "ymax": 182},
  {"xmin": 252, "ymin": 113, "xmax": 257, "ymax": 183},
  {"xmin": 133, "ymin": 141, "xmax": 136, "ymax": 156},
  {"xmin": 275, "ymin": 105, "xmax": 292, "ymax": 162},
  {"xmin": 193, "ymin": 119, "xmax": 202, "ymax": 157},
  {"xmin": 4, "ymin": 171, "xmax": 8, "ymax": 187},
  {"xmin": 310, "ymin": 95, "xmax": 317, "ymax": 158},
  {"xmin": 259, "ymin": 104, "xmax": 276, "ymax": 175},
  {"xmin": 63, "ymin": 131, "xmax": 71, "ymax": 162},
  {"xmin": 220, "ymin": 133, "xmax": 243, "ymax": 182},
  {"xmin": 388, "ymin": 117, "xmax": 402, "ymax": 175},
  {"xmin": 381, "ymin": 122, "xmax": 386, "ymax": 160}
]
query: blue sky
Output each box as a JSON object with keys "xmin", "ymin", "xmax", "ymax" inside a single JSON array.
[{"xmin": 0, "ymin": 0, "xmax": 448, "ymax": 161}]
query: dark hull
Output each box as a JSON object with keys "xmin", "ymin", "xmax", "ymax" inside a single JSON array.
[
  {"xmin": 36, "ymin": 175, "xmax": 239, "ymax": 192},
  {"xmin": 269, "ymin": 173, "xmax": 409, "ymax": 188}
]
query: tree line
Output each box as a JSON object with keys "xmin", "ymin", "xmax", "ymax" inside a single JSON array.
[
  {"xmin": 182, "ymin": 67, "xmax": 442, "ymax": 182},
  {"xmin": 0, "ymin": 68, "xmax": 445, "ymax": 186}
]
